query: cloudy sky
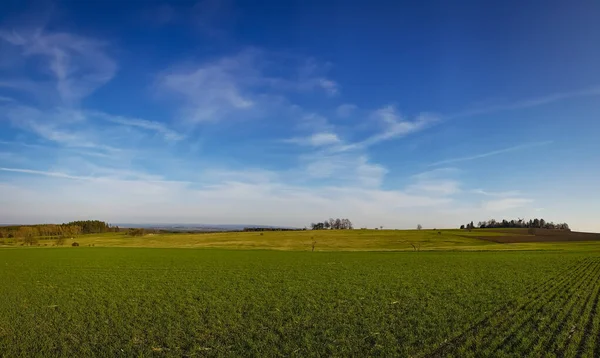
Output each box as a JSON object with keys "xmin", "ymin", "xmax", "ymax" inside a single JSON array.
[{"xmin": 1, "ymin": 0, "xmax": 599, "ymax": 231}]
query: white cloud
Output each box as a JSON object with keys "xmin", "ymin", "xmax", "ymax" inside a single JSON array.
[
  {"xmin": 355, "ymin": 156, "xmax": 388, "ymax": 187},
  {"xmin": 89, "ymin": 111, "xmax": 184, "ymax": 141},
  {"xmin": 336, "ymin": 103, "xmax": 356, "ymax": 118},
  {"xmin": 0, "ymin": 166, "xmax": 453, "ymax": 228},
  {"xmin": 285, "ymin": 132, "xmax": 341, "ymax": 147},
  {"xmin": 448, "ymin": 85, "xmax": 600, "ymax": 120},
  {"xmin": 317, "ymin": 78, "xmax": 338, "ymax": 96},
  {"xmin": 0, "ymin": 29, "xmax": 117, "ymax": 103},
  {"xmin": 371, "ymin": 105, "xmax": 438, "ymax": 141},
  {"xmin": 3, "ymin": 104, "xmax": 182, "ymax": 155},
  {"xmin": 408, "ymin": 180, "xmax": 461, "ymax": 196},
  {"xmin": 471, "ymin": 189, "xmax": 521, "ymax": 197},
  {"xmin": 482, "ymin": 198, "xmax": 533, "ymax": 211},
  {"xmin": 429, "ymin": 141, "xmax": 553, "ymax": 167},
  {"xmin": 157, "ymin": 49, "xmax": 338, "ymax": 123},
  {"xmin": 158, "ymin": 51, "xmax": 255, "ymax": 122},
  {"xmin": 310, "ymin": 132, "xmax": 341, "ymax": 146},
  {"xmin": 302, "ymin": 152, "xmax": 387, "ymax": 188},
  {"xmin": 411, "ymin": 167, "xmax": 460, "ymax": 180},
  {"xmin": 331, "ymin": 106, "xmax": 439, "ymax": 152}
]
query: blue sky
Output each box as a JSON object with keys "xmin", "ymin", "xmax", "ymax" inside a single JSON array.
[{"xmin": 1, "ymin": 0, "xmax": 599, "ymax": 230}]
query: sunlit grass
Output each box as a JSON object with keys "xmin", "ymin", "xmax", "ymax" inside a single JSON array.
[{"xmin": 1, "ymin": 249, "xmax": 598, "ymax": 356}]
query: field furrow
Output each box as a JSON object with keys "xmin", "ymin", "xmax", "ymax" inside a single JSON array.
[
  {"xmin": 427, "ymin": 258, "xmax": 593, "ymax": 357},
  {"xmin": 2, "ymin": 249, "xmax": 599, "ymax": 357},
  {"xmin": 429, "ymin": 258, "xmax": 600, "ymax": 357}
]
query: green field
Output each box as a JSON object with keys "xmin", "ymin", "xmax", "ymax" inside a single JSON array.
[
  {"xmin": 2, "ymin": 229, "xmax": 600, "ymax": 357},
  {"xmin": 1, "ymin": 246, "xmax": 600, "ymax": 357},
  {"xmin": 6, "ymin": 228, "xmax": 600, "ymax": 252}
]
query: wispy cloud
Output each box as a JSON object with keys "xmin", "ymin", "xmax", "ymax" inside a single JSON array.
[
  {"xmin": 482, "ymin": 198, "xmax": 533, "ymax": 211},
  {"xmin": 407, "ymin": 179, "xmax": 461, "ymax": 196},
  {"xmin": 471, "ymin": 189, "xmax": 521, "ymax": 197},
  {"xmin": 412, "ymin": 167, "xmax": 460, "ymax": 180},
  {"xmin": 0, "ymin": 166, "xmax": 190, "ymax": 184},
  {"xmin": 429, "ymin": 141, "xmax": 553, "ymax": 167},
  {"xmin": 329, "ymin": 106, "xmax": 439, "ymax": 152},
  {"xmin": 157, "ymin": 49, "xmax": 338, "ymax": 123},
  {"xmin": 284, "ymin": 132, "xmax": 341, "ymax": 147},
  {"xmin": 0, "ymin": 165, "xmax": 456, "ymax": 228},
  {"xmin": 407, "ymin": 167, "xmax": 461, "ymax": 196},
  {"xmin": 448, "ymin": 86, "xmax": 600, "ymax": 119},
  {"xmin": 0, "ymin": 28, "xmax": 117, "ymax": 104},
  {"xmin": 336, "ymin": 103, "xmax": 357, "ymax": 118},
  {"xmin": 368, "ymin": 105, "xmax": 438, "ymax": 143},
  {"xmin": 3, "ymin": 105, "xmax": 120, "ymax": 153},
  {"xmin": 89, "ymin": 111, "xmax": 184, "ymax": 141},
  {"xmin": 0, "ymin": 167, "xmax": 91, "ymax": 181}
]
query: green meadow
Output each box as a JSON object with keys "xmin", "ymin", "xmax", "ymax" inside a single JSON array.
[{"xmin": 1, "ymin": 230, "xmax": 600, "ymax": 357}]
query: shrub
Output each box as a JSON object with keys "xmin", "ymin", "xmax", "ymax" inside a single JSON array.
[
  {"xmin": 127, "ymin": 228, "xmax": 146, "ymax": 237},
  {"xmin": 72, "ymin": 242, "xmax": 80, "ymax": 247}
]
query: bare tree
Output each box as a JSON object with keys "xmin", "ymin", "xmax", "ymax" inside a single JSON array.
[
  {"xmin": 417, "ymin": 224, "xmax": 422, "ymax": 230},
  {"xmin": 410, "ymin": 242, "xmax": 421, "ymax": 251}
]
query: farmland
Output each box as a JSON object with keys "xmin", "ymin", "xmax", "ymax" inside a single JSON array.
[
  {"xmin": 4, "ymin": 228, "xmax": 600, "ymax": 251},
  {"xmin": 1, "ymin": 228, "xmax": 600, "ymax": 357},
  {"xmin": 1, "ymin": 246, "xmax": 600, "ymax": 357}
]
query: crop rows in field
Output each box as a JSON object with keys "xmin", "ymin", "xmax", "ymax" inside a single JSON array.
[{"xmin": 428, "ymin": 257, "xmax": 600, "ymax": 357}]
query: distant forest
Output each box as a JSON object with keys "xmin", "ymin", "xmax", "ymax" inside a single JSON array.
[
  {"xmin": 0, "ymin": 220, "xmax": 118, "ymax": 240},
  {"xmin": 461, "ymin": 218, "xmax": 570, "ymax": 230},
  {"xmin": 311, "ymin": 218, "xmax": 353, "ymax": 230}
]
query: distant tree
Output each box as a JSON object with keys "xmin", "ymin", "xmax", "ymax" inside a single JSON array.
[
  {"xmin": 127, "ymin": 228, "xmax": 146, "ymax": 237},
  {"xmin": 335, "ymin": 219, "xmax": 342, "ymax": 230},
  {"xmin": 463, "ymin": 217, "xmax": 569, "ymax": 230},
  {"xmin": 18, "ymin": 227, "xmax": 38, "ymax": 246},
  {"xmin": 417, "ymin": 224, "xmax": 422, "ymax": 230},
  {"xmin": 324, "ymin": 221, "xmax": 331, "ymax": 230},
  {"xmin": 460, "ymin": 225, "xmax": 465, "ymax": 230}
]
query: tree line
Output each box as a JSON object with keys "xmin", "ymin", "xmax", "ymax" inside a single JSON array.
[
  {"xmin": 0, "ymin": 220, "xmax": 118, "ymax": 243},
  {"xmin": 64, "ymin": 220, "xmax": 117, "ymax": 234},
  {"xmin": 311, "ymin": 218, "xmax": 353, "ymax": 230},
  {"xmin": 460, "ymin": 218, "xmax": 570, "ymax": 230}
]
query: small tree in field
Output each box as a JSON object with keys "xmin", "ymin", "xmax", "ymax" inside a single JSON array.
[{"xmin": 417, "ymin": 224, "xmax": 422, "ymax": 230}]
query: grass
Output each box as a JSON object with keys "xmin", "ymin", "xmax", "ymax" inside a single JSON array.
[
  {"xmin": 2, "ymin": 230, "xmax": 600, "ymax": 356},
  {"xmin": 11, "ymin": 228, "xmax": 600, "ymax": 251},
  {"xmin": 1, "ymin": 248, "xmax": 599, "ymax": 357}
]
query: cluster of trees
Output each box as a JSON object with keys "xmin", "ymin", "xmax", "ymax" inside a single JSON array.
[
  {"xmin": 127, "ymin": 228, "xmax": 147, "ymax": 237},
  {"xmin": 65, "ymin": 220, "xmax": 117, "ymax": 234},
  {"xmin": 0, "ymin": 224, "xmax": 84, "ymax": 246},
  {"xmin": 460, "ymin": 218, "xmax": 570, "ymax": 230},
  {"xmin": 0, "ymin": 224, "xmax": 83, "ymax": 239},
  {"xmin": 310, "ymin": 218, "xmax": 353, "ymax": 230},
  {"xmin": 0, "ymin": 220, "xmax": 116, "ymax": 245}
]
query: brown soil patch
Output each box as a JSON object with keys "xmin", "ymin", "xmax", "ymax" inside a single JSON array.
[{"xmin": 478, "ymin": 232, "xmax": 600, "ymax": 243}]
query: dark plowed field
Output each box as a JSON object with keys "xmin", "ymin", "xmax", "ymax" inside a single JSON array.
[{"xmin": 478, "ymin": 232, "xmax": 600, "ymax": 243}]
